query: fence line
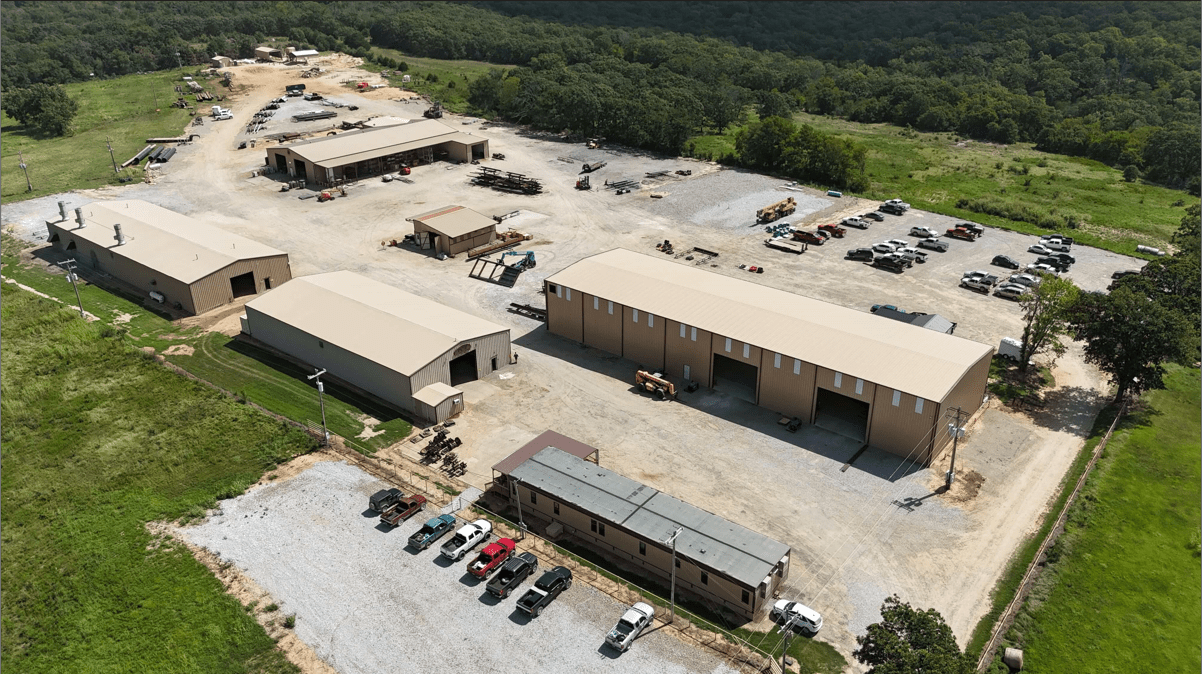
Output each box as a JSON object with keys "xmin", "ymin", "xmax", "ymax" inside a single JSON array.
[{"xmin": 975, "ymin": 401, "xmax": 1127, "ymax": 671}]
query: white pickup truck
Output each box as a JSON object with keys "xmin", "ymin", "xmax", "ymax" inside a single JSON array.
[
  {"xmin": 439, "ymin": 519, "xmax": 492, "ymax": 561},
  {"xmin": 606, "ymin": 602, "xmax": 655, "ymax": 652}
]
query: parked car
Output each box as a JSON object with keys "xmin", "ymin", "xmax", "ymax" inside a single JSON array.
[
  {"xmin": 1111, "ymin": 269, "xmax": 1140, "ymax": 280},
  {"xmin": 516, "ymin": 566, "xmax": 573, "ymax": 617},
  {"xmin": 408, "ymin": 514, "xmax": 457, "ymax": 550},
  {"xmin": 846, "ymin": 248, "xmax": 875, "ymax": 262},
  {"xmin": 841, "ymin": 216, "xmax": 870, "ymax": 229},
  {"xmin": 870, "ymin": 304, "xmax": 902, "ymax": 314},
  {"xmin": 873, "ymin": 255, "xmax": 907, "ymax": 272},
  {"xmin": 946, "ymin": 227, "xmax": 978, "ymax": 241},
  {"xmin": 771, "ymin": 600, "xmax": 824, "ymax": 636},
  {"xmin": 896, "ymin": 247, "xmax": 928, "ymax": 264},
  {"xmin": 1041, "ymin": 239, "xmax": 1071, "ymax": 252},
  {"xmin": 862, "ymin": 212, "xmax": 885, "ymax": 221},
  {"xmin": 793, "ymin": 230, "xmax": 826, "ymax": 245},
  {"xmin": 468, "ymin": 537, "xmax": 516, "ymax": 578},
  {"xmin": 1026, "ymin": 263, "xmax": 1061, "ymax": 276},
  {"xmin": 1046, "ymin": 251, "xmax": 1076, "ymax": 265},
  {"xmin": 872, "ymin": 242, "xmax": 899, "ymax": 254},
  {"xmin": 958, "ymin": 222, "xmax": 985, "ymax": 237},
  {"xmin": 486, "ymin": 551, "xmax": 539, "ymax": 599},
  {"xmin": 1041, "ymin": 234, "xmax": 1074, "ymax": 246},
  {"xmin": 814, "ymin": 229, "xmax": 832, "ymax": 240},
  {"xmin": 440, "ymin": 519, "xmax": 493, "ymax": 561},
  {"xmin": 1007, "ymin": 273, "xmax": 1041, "ymax": 288},
  {"xmin": 1036, "ymin": 256, "xmax": 1071, "ymax": 272},
  {"xmin": 963, "ymin": 269, "xmax": 990, "ymax": 279},
  {"xmin": 369, "ymin": 487, "xmax": 403, "ymax": 513},
  {"xmin": 909, "ymin": 226, "xmax": 939, "ymax": 238},
  {"xmin": 818, "ymin": 224, "xmax": 846, "ymax": 238},
  {"xmin": 606, "ymin": 602, "xmax": 656, "ymax": 652},
  {"xmin": 917, "ymin": 237, "xmax": 949, "ymax": 252},
  {"xmin": 1028, "ymin": 243, "xmax": 1053, "ymax": 256},
  {"xmin": 991, "ymin": 255, "xmax": 1020, "ymax": 269},
  {"xmin": 994, "ymin": 284, "xmax": 1028, "ymax": 301},
  {"xmin": 883, "ymin": 198, "xmax": 911, "ymax": 210},
  {"xmin": 380, "ymin": 495, "xmax": 427, "ymax": 528},
  {"xmin": 886, "ymin": 238, "xmax": 910, "ymax": 250},
  {"xmin": 961, "ymin": 277, "xmax": 993, "ymax": 293},
  {"xmin": 879, "ymin": 202, "xmax": 906, "ymax": 215}
]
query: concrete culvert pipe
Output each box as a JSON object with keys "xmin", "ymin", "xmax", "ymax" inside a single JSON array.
[{"xmin": 1003, "ymin": 647, "xmax": 1024, "ymax": 670}]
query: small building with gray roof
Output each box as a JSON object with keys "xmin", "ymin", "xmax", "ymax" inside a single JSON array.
[
  {"xmin": 495, "ymin": 440, "xmax": 792, "ymax": 621},
  {"xmin": 240, "ymin": 270, "xmax": 510, "ymax": 422},
  {"xmin": 46, "ymin": 200, "xmax": 291, "ymax": 314},
  {"xmin": 264, "ymin": 118, "xmax": 489, "ymax": 185}
]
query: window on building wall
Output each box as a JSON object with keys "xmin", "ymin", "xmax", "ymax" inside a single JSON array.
[
  {"xmin": 530, "ymin": 491, "xmax": 537, "ymax": 504},
  {"xmin": 794, "ymin": 359, "xmax": 801, "ymax": 375},
  {"xmin": 591, "ymin": 519, "xmax": 597, "ymax": 533},
  {"xmin": 593, "ymin": 296, "xmax": 599, "ymax": 310},
  {"xmin": 725, "ymin": 338, "xmax": 732, "ymax": 352},
  {"xmin": 639, "ymin": 541, "xmax": 646, "ymax": 556},
  {"xmin": 915, "ymin": 397, "xmax": 924, "ymax": 414},
  {"xmin": 565, "ymin": 288, "xmax": 571, "ymax": 301},
  {"xmin": 633, "ymin": 309, "xmax": 639, "ymax": 322},
  {"xmin": 892, "ymin": 390, "xmax": 902, "ymax": 407},
  {"xmin": 741, "ymin": 589, "xmax": 750, "ymax": 604},
  {"xmin": 774, "ymin": 353, "xmax": 781, "ymax": 369},
  {"xmin": 834, "ymin": 372, "xmax": 842, "ymax": 388},
  {"xmin": 690, "ymin": 327, "xmax": 697, "ymax": 341},
  {"xmin": 553, "ymin": 501, "xmax": 559, "ymax": 515},
  {"xmin": 318, "ymin": 340, "xmax": 324, "ymax": 349},
  {"xmin": 701, "ymin": 571, "xmax": 709, "ymax": 586},
  {"xmin": 648, "ymin": 313, "xmax": 654, "ymax": 327},
  {"xmin": 855, "ymin": 379, "xmax": 864, "ymax": 395},
  {"xmin": 743, "ymin": 343, "xmax": 750, "ymax": 358},
  {"xmin": 607, "ymin": 301, "xmax": 613, "ymax": 315},
  {"xmin": 549, "ymin": 283, "xmax": 559, "ymax": 296},
  {"xmin": 591, "ymin": 519, "xmax": 605, "ymax": 536},
  {"xmin": 675, "ymin": 557, "xmax": 681, "ymax": 568}
]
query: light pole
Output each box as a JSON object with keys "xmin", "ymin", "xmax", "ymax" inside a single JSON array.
[
  {"xmin": 306, "ymin": 368, "xmax": 329, "ymax": 445},
  {"xmin": 18, "ymin": 151, "xmax": 31, "ymax": 192},
  {"xmin": 512, "ymin": 476, "xmax": 526, "ymax": 539},
  {"xmin": 780, "ymin": 613, "xmax": 802, "ymax": 671},
  {"xmin": 665, "ymin": 526, "xmax": 684, "ymax": 624},
  {"xmin": 175, "ymin": 51, "xmax": 183, "ymax": 71},
  {"xmin": 59, "ymin": 259, "xmax": 85, "ymax": 318},
  {"xmin": 945, "ymin": 406, "xmax": 965, "ymax": 487}
]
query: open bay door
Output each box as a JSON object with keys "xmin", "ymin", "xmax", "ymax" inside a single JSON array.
[{"xmin": 415, "ymin": 231, "xmax": 432, "ymax": 250}]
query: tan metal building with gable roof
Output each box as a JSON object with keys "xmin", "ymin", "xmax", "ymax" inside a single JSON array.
[
  {"xmin": 240, "ymin": 271, "xmax": 510, "ymax": 422},
  {"xmin": 264, "ymin": 118, "xmax": 489, "ymax": 185},
  {"xmin": 46, "ymin": 200, "xmax": 291, "ymax": 314},
  {"xmin": 410, "ymin": 205, "xmax": 497, "ymax": 256},
  {"xmin": 543, "ymin": 249, "xmax": 994, "ymax": 463}
]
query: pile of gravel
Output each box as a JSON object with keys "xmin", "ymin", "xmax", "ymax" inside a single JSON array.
[{"xmin": 642, "ymin": 170, "xmax": 831, "ymax": 230}]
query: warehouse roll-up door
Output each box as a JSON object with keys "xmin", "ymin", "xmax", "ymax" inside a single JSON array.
[
  {"xmin": 814, "ymin": 388, "xmax": 869, "ymax": 442},
  {"xmin": 713, "ymin": 354, "xmax": 757, "ymax": 404},
  {"xmin": 449, "ymin": 350, "xmax": 478, "ymax": 386}
]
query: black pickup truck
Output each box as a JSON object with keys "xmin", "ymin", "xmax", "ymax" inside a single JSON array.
[
  {"xmin": 516, "ymin": 566, "xmax": 573, "ymax": 617},
  {"xmin": 487, "ymin": 552, "xmax": 539, "ymax": 599},
  {"xmin": 369, "ymin": 488, "xmax": 403, "ymax": 513}
]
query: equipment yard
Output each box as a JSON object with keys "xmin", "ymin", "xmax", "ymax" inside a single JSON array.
[{"xmin": 1, "ymin": 57, "xmax": 1142, "ymax": 672}]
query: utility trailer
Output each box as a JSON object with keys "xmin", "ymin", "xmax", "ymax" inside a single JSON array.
[{"xmin": 765, "ymin": 238, "xmax": 807, "ymax": 254}]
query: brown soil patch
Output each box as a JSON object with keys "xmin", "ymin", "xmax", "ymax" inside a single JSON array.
[
  {"xmin": 163, "ymin": 344, "xmax": 195, "ymax": 356},
  {"xmin": 943, "ymin": 469, "xmax": 986, "ymax": 503}
]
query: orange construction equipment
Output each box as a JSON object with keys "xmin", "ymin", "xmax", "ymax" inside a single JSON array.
[{"xmin": 635, "ymin": 370, "xmax": 677, "ymax": 400}]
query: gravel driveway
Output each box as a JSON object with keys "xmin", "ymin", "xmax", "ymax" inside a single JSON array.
[{"xmin": 184, "ymin": 461, "xmax": 740, "ymax": 674}]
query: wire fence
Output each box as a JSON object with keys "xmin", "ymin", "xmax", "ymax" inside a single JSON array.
[{"xmin": 975, "ymin": 401, "xmax": 1128, "ymax": 671}]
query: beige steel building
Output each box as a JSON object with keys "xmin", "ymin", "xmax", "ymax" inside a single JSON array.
[
  {"xmin": 495, "ymin": 440, "xmax": 792, "ymax": 621},
  {"xmin": 46, "ymin": 200, "xmax": 291, "ymax": 315},
  {"xmin": 410, "ymin": 205, "xmax": 497, "ymax": 256},
  {"xmin": 544, "ymin": 249, "xmax": 993, "ymax": 463},
  {"xmin": 264, "ymin": 119, "xmax": 489, "ymax": 185},
  {"xmin": 240, "ymin": 271, "xmax": 510, "ymax": 423}
]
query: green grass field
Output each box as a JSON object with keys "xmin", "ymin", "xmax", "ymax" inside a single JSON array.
[
  {"xmin": 1, "ymin": 235, "xmax": 411, "ymax": 450},
  {"xmin": 0, "ymin": 283, "xmax": 316, "ymax": 673},
  {"xmin": 690, "ymin": 112, "xmax": 1198, "ymax": 257},
  {"xmin": 367, "ymin": 48, "xmax": 506, "ymax": 113},
  {"xmin": 1012, "ymin": 365, "xmax": 1201, "ymax": 673},
  {"xmin": 1, "ymin": 71, "xmax": 206, "ymax": 204}
]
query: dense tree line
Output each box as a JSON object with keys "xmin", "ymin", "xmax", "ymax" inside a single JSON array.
[{"xmin": 2, "ymin": 2, "xmax": 1197, "ymax": 189}]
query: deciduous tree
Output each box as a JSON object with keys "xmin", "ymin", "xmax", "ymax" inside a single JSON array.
[
  {"xmin": 854, "ymin": 595, "xmax": 971, "ymax": 674},
  {"xmin": 1017, "ymin": 274, "xmax": 1079, "ymax": 371}
]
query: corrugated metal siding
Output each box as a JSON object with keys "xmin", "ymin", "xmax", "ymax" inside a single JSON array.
[
  {"xmin": 664, "ymin": 320, "xmax": 713, "ymax": 385},
  {"xmin": 930, "ymin": 349, "xmax": 993, "ymax": 461},
  {"xmin": 435, "ymin": 395, "xmax": 463, "ymax": 422},
  {"xmin": 622, "ymin": 306, "xmax": 665, "ymax": 370},
  {"xmin": 189, "ymin": 255, "xmax": 292, "ymax": 314},
  {"xmin": 711, "ymin": 336, "xmax": 762, "ymax": 367},
  {"xmin": 408, "ymin": 330, "xmax": 511, "ymax": 398},
  {"xmin": 582, "ymin": 293, "xmax": 623, "ymax": 356},
  {"xmin": 52, "ymin": 225, "xmax": 195, "ymax": 312},
  {"xmin": 545, "ymin": 282, "xmax": 582, "ymax": 342},
  {"xmin": 868, "ymin": 386, "xmax": 939, "ymax": 461},
  {"xmin": 814, "ymin": 367, "xmax": 876, "ymax": 404},
  {"xmin": 244, "ymin": 305, "xmax": 414, "ymax": 413},
  {"xmin": 758, "ymin": 351, "xmax": 816, "ymax": 421},
  {"xmin": 413, "ymin": 221, "xmax": 495, "ymax": 256}
]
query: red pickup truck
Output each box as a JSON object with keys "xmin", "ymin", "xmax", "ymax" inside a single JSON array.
[
  {"xmin": 468, "ymin": 538, "xmax": 517, "ymax": 578},
  {"xmin": 792, "ymin": 230, "xmax": 826, "ymax": 245},
  {"xmin": 818, "ymin": 224, "xmax": 846, "ymax": 238},
  {"xmin": 380, "ymin": 495, "xmax": 427, "ymax": 528},
  {"xmin": 945, "ymin": 227, "xmax": 978, "ymax": 241}
]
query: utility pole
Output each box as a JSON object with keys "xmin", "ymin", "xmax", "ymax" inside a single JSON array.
[
  {"xmin": 945, "ymin": 406, "xmax": 966, "ymax": 487},
  {"xmin": 59, "ymin": 259, "xmax": 85, "ymax": 318},
  {"xmin": 105, "ymin": 137, "xmax": 119, "ymax": 176},
  {"xmin": 512, "ymin": 476, "xmax": 526, "ymax": 537},
  {"xmin": 779, "ymin": 614, "xmax": 802, "ymax": 671},
  {"xmin": 175, "ymin": 51, "xmax": 183, "ymax": 71},
  {"xmin": 306, "ymin": 368, "xmax": 329, "ymax": 445},
  {"xmin": 665, "ymin": 526, "xmax": 684, "ymax": 624},
  {"xmin": 18, "ymin": 151, "xmax": 32, "ymax": 192}
]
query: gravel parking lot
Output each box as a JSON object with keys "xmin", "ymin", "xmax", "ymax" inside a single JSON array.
[
  {"xmin": 184, "ymin": 461, "xmax": 739, "ymax": 674},
  {"xmin": 1, "ymin": 60, "xmax": 1133, "ymax": 669}
]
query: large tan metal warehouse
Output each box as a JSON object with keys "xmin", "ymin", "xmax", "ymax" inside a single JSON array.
[
  {"xmin": 544, "ymin": 249, "xmax": 994, "ymax": 464},
  {"xmin": 265, "ymin": 119, "xmax": 489, "ymax": 185},
  {"xmin": 410, "ymin": 205, "xmax": 497, "ymax": 256},
  {"xmin": 46, "ymin": 200, "xmax": 291, "ymax": 315},
  {"xmin": 240, "ymin": 271, "xmax": 510, "ymax": 423},
  {"xmin": 495, "ymin": 440, "xmax": 792, "ymax": 621}
]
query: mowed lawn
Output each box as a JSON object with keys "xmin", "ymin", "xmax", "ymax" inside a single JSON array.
[
  {"xmin": 1, "ymin": 71, "xmax": 197, "ymax": 204},
  {"xmin": 367, "ymin": 47, "xmax": 506, "ymax": 112},
  {"xmin": 1020, "ymin": 366, "xmax": 1201, "ymax": 673},
  {"xmin": 1, "ymin": 234, "xmax": 411, "ymax": 450},
  {"xmin": 0, "ymin": 284, "xmax": 317, "ymax": 672},
  {"xmin": 690, "ymin": 113, "xmax": 1198, "ymax": 257}
]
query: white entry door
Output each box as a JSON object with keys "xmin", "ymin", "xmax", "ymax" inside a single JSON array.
[{"xmin": 683, "ymin": 365, "xmax": 691, "ymax": 381}]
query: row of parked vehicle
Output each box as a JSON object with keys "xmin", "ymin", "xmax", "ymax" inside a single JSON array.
[{"xmin": 368, "ymin": 488, "xmax": 657, "ymax": 652}]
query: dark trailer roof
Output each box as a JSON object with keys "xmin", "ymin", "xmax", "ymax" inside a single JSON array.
[{"xmin": 507, "ymin": 446, "xmax": 791, "ymax": 588}]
